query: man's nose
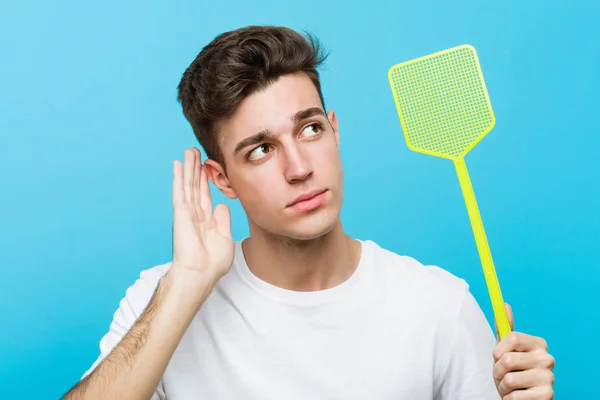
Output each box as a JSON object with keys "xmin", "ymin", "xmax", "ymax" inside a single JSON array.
[{"xmin": 282, "ymin": 143, "xmax": 313, "ymax": 183}]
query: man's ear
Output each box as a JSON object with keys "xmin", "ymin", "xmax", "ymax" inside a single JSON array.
[
  {"xmin": 203, "ymin": 159, "xmax": 237, "ymax": 200},
  {"xmin": 327, "ymin": 109, "xmax": 340, "ymax": 146}
]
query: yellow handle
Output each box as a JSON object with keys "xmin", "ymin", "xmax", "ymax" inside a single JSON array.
[{"xmin": 454, "ymin": 158, "xmax": 511, "ymax": 339}]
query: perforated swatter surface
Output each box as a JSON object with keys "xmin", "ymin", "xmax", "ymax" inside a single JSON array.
[{"xmin": 388, "ymin": 45, "xmax": 495, "ymax": 159}]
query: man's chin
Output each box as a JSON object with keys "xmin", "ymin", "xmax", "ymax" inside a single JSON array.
[
  {"xmin": 250, "ymin": 206, "xmax": 341, "ymax": 242},
  {"xmin": 281, "ymin": 215, "xmax": 340, "ymax": 241}
]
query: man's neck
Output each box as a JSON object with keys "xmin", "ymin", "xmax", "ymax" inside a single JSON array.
[{"xmin": 241, "ymin": 222, "xmax": 361, "ymax": 292}]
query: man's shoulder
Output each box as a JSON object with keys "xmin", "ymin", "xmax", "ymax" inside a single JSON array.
[{"xmin": 363, "ymin": 239, "xmax": 470, "ymax": 298}]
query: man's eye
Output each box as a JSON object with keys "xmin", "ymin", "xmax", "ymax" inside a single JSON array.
[
  {"xmin": 248, "ymin": 144, "xmax": 272, "ymax": 161},
  {"xmin": 302, "ymin": 123, "xmax": 322, "ymax": 137}
]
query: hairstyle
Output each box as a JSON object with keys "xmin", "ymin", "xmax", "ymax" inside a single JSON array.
[{"xmin": 177, "ymin": 25, "xmax": 328, "ymax": 167}]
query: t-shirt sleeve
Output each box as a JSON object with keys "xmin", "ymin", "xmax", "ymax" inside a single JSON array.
[
  {"xmin": 80, "ymin": 266, "xmax": 170, "ymax": 400},
  {"xmin": 435, "ymin": 290, "xmax": 502, "ymax": 400}
]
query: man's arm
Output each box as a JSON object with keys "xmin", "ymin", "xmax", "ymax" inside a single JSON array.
[
  {"xmin": 63, "ymin": 270, "xmax": 213, "ymax": 400},
  {"xmin": 63, "ymin": 147, "xmax": 235, "ymax": 400}
]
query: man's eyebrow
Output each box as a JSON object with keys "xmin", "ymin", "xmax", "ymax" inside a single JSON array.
[
  {"xmin": 232, "ymin": 107, "xmax": 327, "ymax": 156},
  {"xmin": 233, "ymin": 130, "xmax": 272, "ymax": 156},
  {"xmin": 292, "ymin": 107, "xmax": 326, "ymax": 123}
]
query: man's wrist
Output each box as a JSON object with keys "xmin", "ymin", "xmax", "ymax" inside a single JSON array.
[{"xmin": 158, "ymin": 267, "xmax": 216, "ymax": 312}]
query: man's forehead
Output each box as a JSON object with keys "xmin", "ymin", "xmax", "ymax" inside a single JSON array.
[
  {"xmin": 219, "ymin": 75, "xmax": 324, "ymax": 146},
  {"xmin": 238, "ymin": 75, "xmax": 320, "ymax": 119}
]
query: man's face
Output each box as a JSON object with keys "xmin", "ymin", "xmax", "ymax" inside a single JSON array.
[{"xmin": 208, "ymin": 72, "xmax": 344, "ymax": 241}]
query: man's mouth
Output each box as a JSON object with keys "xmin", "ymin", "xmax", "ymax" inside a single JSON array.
[{"xmin": 287, "ymin": 189, "xmax": 328, "ymax": 212}]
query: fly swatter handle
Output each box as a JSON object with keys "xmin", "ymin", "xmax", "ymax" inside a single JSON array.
[{"xmin": 453, "ymin": 158, "xmax": 511, "ymax": 339}]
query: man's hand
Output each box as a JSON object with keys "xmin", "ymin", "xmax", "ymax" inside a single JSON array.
[
  {"xmin": 493, "ymin": 303, "xmax": 555, "ymax": 399},
  {"xmin": 170, "ymin": 147, "xmax": 235, "ymax": 301}
]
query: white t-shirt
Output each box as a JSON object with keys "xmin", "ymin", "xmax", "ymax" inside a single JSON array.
[{"xmin": 83, "ymin": 239, "xmax": 501, "ymax": 399}]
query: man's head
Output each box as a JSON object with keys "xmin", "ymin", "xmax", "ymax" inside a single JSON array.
[{"xmin": 177, "ymin": 25, "xmax": 344, "ymax": 241}]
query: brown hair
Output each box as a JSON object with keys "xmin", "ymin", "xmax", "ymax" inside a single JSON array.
[{"xmin": 176, "ymin": 25, "xmax": 328, "ymax": 167}]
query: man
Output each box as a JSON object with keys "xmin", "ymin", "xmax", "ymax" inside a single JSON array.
[{"xmin": 63, "ymin": 26, "xmax": 555, "ymax": 399}]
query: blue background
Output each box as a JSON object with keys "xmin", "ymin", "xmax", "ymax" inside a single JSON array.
[{"xmin": 1, "ymin": 0, "xmax": 598, "ymax": 398}]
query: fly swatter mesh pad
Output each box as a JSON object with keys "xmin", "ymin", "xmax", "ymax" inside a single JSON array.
[{"xmin": 389, "ymin": 45, "xmax": 495, "ymax": 159}]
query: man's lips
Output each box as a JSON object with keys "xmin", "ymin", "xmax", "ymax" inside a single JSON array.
[
  {"xmin": 287, "ymin": 189, "xmax": 328, "ymax": 207},
  {"xmin": 287, "ymin": 190, "xmax": 328, "ymax": 212}
]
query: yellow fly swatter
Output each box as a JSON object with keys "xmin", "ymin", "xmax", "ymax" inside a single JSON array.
[{"xmin": 388, "ymin": 44, "xmax": 511, "ymax": 339}]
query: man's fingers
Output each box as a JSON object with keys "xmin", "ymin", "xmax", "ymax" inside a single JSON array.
[
  {"xmin": 494, "ymin": 351, "xmax": 556, "ymax": 381},
  {"xmin": 192, "ymin": 148, "xmax": 202, "ymax": 211},
  {"xmin": 497, "ymin": 369, "xmax": 555, "ymax": 397},
  {"xmin": 172, "ymin": 160, "xmax": 184, "ymax": 206},
  {"xmin": 502, "ymin": 386, "xmax": 555, "ymax": 400},
  {"xmin": 494, "ymin": 332, "xmax": 549, "ymax": 361},
  {"xmin": 183, "ymin": 148, "xmax": 195, "ymax": 205},
  {"xmin": 199, "ymin": 157, "xmax": 213, "ymax": 215}
]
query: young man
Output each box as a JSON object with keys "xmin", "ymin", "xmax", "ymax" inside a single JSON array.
[{"xmin": 63, "ymin": 26, "xmax": 555, "ymax": 400}]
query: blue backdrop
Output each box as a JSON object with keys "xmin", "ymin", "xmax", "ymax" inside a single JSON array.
[{"xmin": 1, "ymin": 0, "xmax": 598, "ymax": 398}]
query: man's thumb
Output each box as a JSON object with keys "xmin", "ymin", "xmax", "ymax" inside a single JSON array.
[{"xmin": 495, "ymin": 302, "xmax": 514, "ymax": 339}]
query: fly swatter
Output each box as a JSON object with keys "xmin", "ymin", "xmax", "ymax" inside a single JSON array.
[{"xmin": 388, "ymin": 44, "xmax": 511, "ymax": 339}]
